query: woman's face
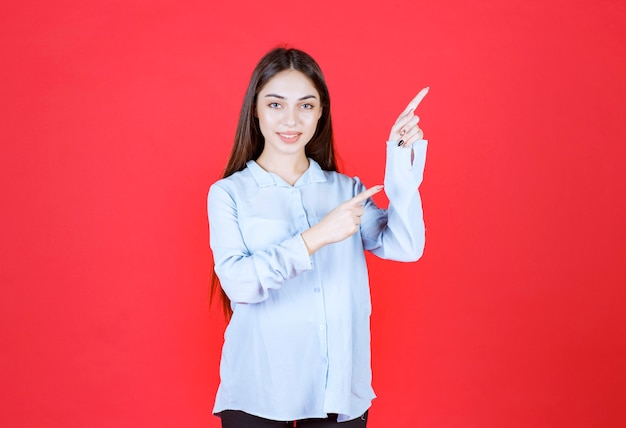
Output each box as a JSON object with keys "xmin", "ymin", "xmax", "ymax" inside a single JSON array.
[{"xmin": 256, "ymin": 69, "xmax": 322, "ymax": 160}]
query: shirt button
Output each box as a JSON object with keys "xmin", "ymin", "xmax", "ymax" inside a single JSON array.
[
  {"xmin": 314, "ymin": 287, "xmax": 320, "ymax": 293},
  {"xmin": 319, "ymin": 325, "xmax": 325, "ymax": 331},
  {"xmin": 322, "ymin": 357, "xmax": 328, "ymax": 364}
]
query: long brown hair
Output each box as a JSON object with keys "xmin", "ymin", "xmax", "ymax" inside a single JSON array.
[{"xmin": 210, "ymin": 47, "xmax": 339, "ymax": 318}]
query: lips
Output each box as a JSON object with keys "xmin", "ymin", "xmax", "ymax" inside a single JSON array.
[{"xmin": 277, "ymin": 132, "xmax": 301, "ymax": 143}]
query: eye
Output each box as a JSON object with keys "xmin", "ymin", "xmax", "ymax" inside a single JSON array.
[
  {"xmin": 268, "ymin": 102, "xmax": 281, "ymax": 109},
  {"xmin": 301, "ymin": 103, "xmax": 314, "ymax": 110}
]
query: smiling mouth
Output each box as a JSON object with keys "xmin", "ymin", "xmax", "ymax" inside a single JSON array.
[{"xmin": 278, "ymin": 132, "xmax": 301, "ymax": 142}]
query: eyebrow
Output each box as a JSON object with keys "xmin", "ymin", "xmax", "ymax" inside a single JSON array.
[{"xmin": 264, "ymin": 94, "xmax": 318, "ymax": 101}]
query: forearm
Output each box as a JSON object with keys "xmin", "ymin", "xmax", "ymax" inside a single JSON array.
[
  {"xmin": 212, "ymin": 233, "xmax": 313, "ymax": 303},
  {"xmin": 362, "ymin": 140, "xmax": 427, "ymax": 261}
]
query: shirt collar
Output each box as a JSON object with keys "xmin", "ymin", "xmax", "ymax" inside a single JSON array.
[{"xmin": 246, "ymin": 158, "xmax": 327, "ymax": 188}]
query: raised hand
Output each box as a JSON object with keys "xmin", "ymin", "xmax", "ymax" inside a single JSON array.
[
  {"xmin": 301, "ymin": 185, "xmax": 384, "ymax": 255},
  {"xmin": 389, "ymin": 87, "xmax": 429, "ymax": 148}
]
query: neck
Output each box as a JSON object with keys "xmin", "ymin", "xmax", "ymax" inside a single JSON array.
[{"xmin": 256, "ymin": 152, "xmax": 309, "ymax": 186}]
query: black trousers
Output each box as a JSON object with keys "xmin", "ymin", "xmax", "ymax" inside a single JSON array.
[{"xmin": 220, "ymin": 410, "xmax": 368, "ymax": 428}]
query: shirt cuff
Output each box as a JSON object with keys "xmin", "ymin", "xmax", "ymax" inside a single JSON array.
[
  {"xmin": 294, "ymin": 233, "xmax": 314, "ymax": 270},
  {"xmin": 385, "ymin": 139, "xmax": 428, "ymax": 189}
]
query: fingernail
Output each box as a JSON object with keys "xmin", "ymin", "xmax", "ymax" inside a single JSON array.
[{"xmin": 397, "ymin": 140, "xmax": 404, "ymax": 146}]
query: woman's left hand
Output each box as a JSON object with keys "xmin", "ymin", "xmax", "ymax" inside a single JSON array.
[{"xmin": 389, "ymin": 87, "xmax": 429, "ymax": 148}]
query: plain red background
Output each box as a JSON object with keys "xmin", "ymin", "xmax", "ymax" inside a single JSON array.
[{"xmin": 1, "ymin": 1, "xmax": 625, "ymax": 427}]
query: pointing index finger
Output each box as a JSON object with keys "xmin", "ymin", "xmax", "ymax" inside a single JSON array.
[
  {"xmin": 350, "ymin": 185, "xmax": 384, "ymax": 205},
  {"xmin": 402, "ymin": 87, "xmax": 430, "ymax": 115}
]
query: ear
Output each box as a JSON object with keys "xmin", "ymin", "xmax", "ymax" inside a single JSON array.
[{"xmin": 318, "ymin": 108, "xmax": 323, "ymax": 120}]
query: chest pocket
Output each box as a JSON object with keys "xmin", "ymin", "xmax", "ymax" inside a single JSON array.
[{"xmin": 237, "ymin": 188, "xmax": 301, "ymax": 252}]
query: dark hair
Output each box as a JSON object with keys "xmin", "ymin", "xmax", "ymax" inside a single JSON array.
[{"xmin": 211, "ymin": 47, "xmax": 339, "ymax": 318}]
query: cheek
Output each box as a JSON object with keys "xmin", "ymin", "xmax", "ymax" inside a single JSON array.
[
  {"xmin": 305, "ymin": 114, "xmax": 320, "ymax": 132},
  {"xmin": 256, "ymin": 112, "xmax": 274, "ymax": 135}
]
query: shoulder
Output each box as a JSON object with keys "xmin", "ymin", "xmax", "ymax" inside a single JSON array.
[
  {"xmin": 319, "ymin": 169, "xmax": 355, "ymax": 186},
  {"xmin": 319, "ymin": 169, "xmax": 365, "ymax": 197},
  {"xmin": 210, "ymin": 168, "xmax": 252, "ymax": 193},
  {"xmin": 207, "ymin": 168, "xmax": 257, "ymax": 208},
  {"xmin": 307, "ymin": 159, "xmax": 359, "ymax": 192},
  {"xmin": 320, "ymin": 168, "xmax": 355, "ymax": 184}
]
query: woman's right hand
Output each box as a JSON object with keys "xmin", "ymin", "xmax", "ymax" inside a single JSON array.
[{"xmin": 301, "ymin": 185, "xmax": 383, "ymax": 255}]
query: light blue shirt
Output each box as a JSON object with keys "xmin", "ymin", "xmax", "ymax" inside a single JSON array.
[{"xmin": 208, "ymin": 140, "xmax": 427, "ymax": 422}]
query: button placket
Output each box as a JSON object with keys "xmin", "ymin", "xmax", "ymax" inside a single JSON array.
[{"xmin": 292, "ymin": 188, "xmax": 309, "ymax": 229}]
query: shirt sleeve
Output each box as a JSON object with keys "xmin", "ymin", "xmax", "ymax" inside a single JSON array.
[
  {"xmin": 208, "ymin": 183, "xmax": 313, "ymax": 304},
  {"xmin": 359, "ymin": 139, "xmax": 428, "ymax": 261}
]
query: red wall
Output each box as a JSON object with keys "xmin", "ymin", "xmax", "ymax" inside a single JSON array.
[{"xmin": 1, "ymin": 1, "xmax": 625, "ymax": 427}]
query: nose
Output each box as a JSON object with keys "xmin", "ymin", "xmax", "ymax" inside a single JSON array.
[{"xmin": 284, "ymin": 107, "xmax": 297, "ymax": 127}]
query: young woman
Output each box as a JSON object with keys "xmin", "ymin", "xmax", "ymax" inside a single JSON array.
[{"xmin": 208, "ymin": 47, "xmax": 429, "ymax": 427}]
